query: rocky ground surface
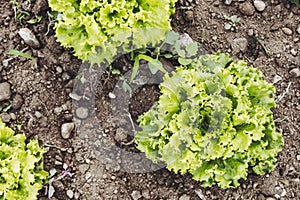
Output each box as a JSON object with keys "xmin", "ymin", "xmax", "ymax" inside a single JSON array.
[{"xmin": 0, "ymin": 0, "xmax": 300, "ymax": 199}]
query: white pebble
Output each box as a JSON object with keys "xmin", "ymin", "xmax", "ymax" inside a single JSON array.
[
  {"xmin": 66, "ymin": 190, "xmax": 74, "ymax": 199},
  {"xmin": 254, "ymin": 0, "xmax": 266, "ymax": 12}
]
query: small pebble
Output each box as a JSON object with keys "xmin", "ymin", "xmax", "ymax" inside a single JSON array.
[
  {"xmin": 10, "ymin": 113, "xmax": 16, "ymax": 120},
  {"xmin": 66, "ymin": 190, "xmax": 74, "ymax": 199},
  {"xmin": 297, "ymin": 25, "xmax": 300, "ymax": 34},
  {"xmin": 289, "ymin": 68, "xmax": 300, "ymax": 77},
  {"xmin": 56, "ymin": 66, "xmax": 63, "ymax": 73},
  {"xmin": 69, "ymin": 93, "xmax": 81, "ymax": 101},
  {"xmin": 224, "ymin": 0, "xmax": 232, "ymax": 5},
  {"xmin": 282, "ymin": 27, "xmax": 293, "ymax": 35},
  {"xmin": 108, "ymin": 92, "xmax": 116, "ymax": 99},
  {"xmin": 61, "ymin": 122, "xmax": 75, "ymax": 139},
  {"xmin": 75, "ymin": 107, "xmax": 89, "ymax": 119},
  {"xmin": 131, "ymin": 190, "xmax": 142, "ymax": 200},
  {"xmin": 34, "ymin": 111, "xmax": 42, "ymax": 118},
  {"xmin": 254, "ymin": 0, "xmax": 266, "ymax": 12},
  {"xmin": 179, "ymin": 194, "xmax": 191, "ymax": 200},
  {"xmin": 0, "ymin": 82, "xmax": 11, "ymax": 102},
  {"xmin": 85, "ymin": 172, "xmax": 92, "ymax": 180},
  {"xmin": 18, "ymin": 28, "xmax": 40, "ymax": 48},
  {"xmin": 142, "ymin": 190, "xmax": 150, "ymax": 199},
  {"xmin": 273, "ymin": 75, "xmax": 282, "ymax": 84},
  {"xmin": 239, "ymin": 2, "xmax": 255, "ymax": 16},
  {"xmin": 12, "ymin": 94, "xmax": 23, "ymax": 109},
  {"xmin": 0, "ymin": 113, "xmax": 11, "ymax": 123},
  {"xmin": 290, "ymin": 48, "xmax": 298, "ymax": 56}
]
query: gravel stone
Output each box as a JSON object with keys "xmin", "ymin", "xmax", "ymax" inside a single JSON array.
[
  {"xmin": 142, "ymin": 189, "xmax": 151, "ymax": 199},
  {"xmin": 61, "ymin": 122, "xmax": 75, "ymax": 139},
  {"xmin": 0, "ymin": 82, "xmax": 11, "ymax": 101},
  {"xmin": 239, "ymin": 2, "xmax": 255, "ymax": 16},
  {"xmin": 69, "ymin": 93, "xmax": 81, "ymax": 101},
  {"xmin": 66, "ymin": 190, "xmax": 74, "ymax": 199},
  {"xmin": 18, "ymin": 28, "xmax": 40, "ymax": 48},
  {"xmin": 34, "ymin": 111, "xmax": 42, "ymax": 118},
  {"xmin": 254, "ymin": 0, "xmax": 266, "ymax": 12},
  {"xmin": 224, "ymin": 0, "xmax": 232, "ymax": 5},
  {"xmin": 108, "ymin": 92, "xmax": 116, "ymax": 99},
  {"xmin": 273, "ymin": 75, "xmax": 282, "ymax": 84},
  {"xmin": 290, "ymin": 48, "xmax": 298, "ymax": 56},
  {"xmin": 179, "ymin": 194, "xmax": 191, "ymax": 200},
  {"xmin": 282, "ymin": 27, "xmax": 293, "ymax": 35},
  {"xmin": 297, "ymin": 25, "xmax": 300, "ymax": 34},
  {"xmin": 231, "ymin": 37, "xmax": 248, "ymax": 54},
  {"xmin": 12, "ymin": 94, "xmax": 23, "ymax": 109},
  {"xmin": 0, "ymin": 113, "xmax": 11, "ymax": 123},
  {"xmin": 131, "ymin": 190, "xmax": 142, "ymax": 200},
  {"xmin": 75, "ymin": 107, "xmax": 89, "ymax": 119},
  {"xmin": 289, "ymin": 68, "xmax": 300, "ymax": 77},
  {"xmin": 114, "ymin": 128, "xmax": 128, "ymax": 143}
]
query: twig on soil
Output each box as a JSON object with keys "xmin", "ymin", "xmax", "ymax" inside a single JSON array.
[
  {"xmin": 276, "ymin": 82, "xmax": 292, "ymax": 102},
  {"xmin": 44, "ymin": 143, "xmax": 67, "ymax": 151}
]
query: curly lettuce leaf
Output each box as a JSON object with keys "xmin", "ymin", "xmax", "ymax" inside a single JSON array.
[
  {"xmin": 0, "ymin": 119, "xmax": 48, "ymax": 200},
  {"xmin": 135, "ymin": 53, "xmax": 283, "ymax": 189}
]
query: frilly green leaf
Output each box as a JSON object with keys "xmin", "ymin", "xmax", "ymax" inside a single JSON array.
[{"xmin": 135, "ymin": 53, "xmax": 283, "ymax": 189}]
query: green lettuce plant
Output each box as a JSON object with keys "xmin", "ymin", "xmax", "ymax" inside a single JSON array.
[
  {"xmin": 0, "ymin": 119, "xmax": 48, "ymax": 199},
  {"xmin": 135, "ymin": 53, "xmax": 283, "ymax": 189},
  {"xmin": 48, "ymin": 0, "xmax": 177, "ymax": 64}
]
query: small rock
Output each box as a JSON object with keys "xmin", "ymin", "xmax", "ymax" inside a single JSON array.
[
  {"xmin": 75, "ymin": 107, "xmax": 89, "ymax": 119},
  {"xmin": 34, "ymin": 111, "xmax": 42, "ymax": 118},
  {"xmin": 54, "ymin": 160, "xmax": 62, "ymax": 165},
  {"xmin": 290, "ymin": 68, "xmax": 300, "ymax": 77},
  {"xmin": 247, "ymin": 29, "xmax": 254, "ymax": 36},
  {"xmin": 18, "ymin": 28, "xmax": 40, "ymax": 48},
  {"xmin": 195, "ymin": 189, "xmax": 206, "ymax": 200},
  {"xmin": 290, "ymin": 48, "xmax": 298, "ymax": 56},
  {"xmin": 0, "ymin": 113, "xmax": 11, "ymax": 123},
  {"xmin": 142, "ymin": 189, "xmax": 150, "ymax": 199},
  {"xmin": 179, "ymin": 194, "xmax": 191, "ymax": 200},
  {"xmin": 114, "ymin": 128, "xmax": 128, "ymax": 143},
  {"xmin": 297, "ymin": 25, "xmax": 300, "ymax": 34},
  {"xmin": 254, "ymin": 0, "xmax": 266, "ymax": 12},
  {"xmin": 273, "ymin": 75, "xmax": 282, "ymax": 84},
  {"xmin": 56, "ymin": 66, "xmax": 63, "ymax": 73},
  {"xmin": 224, "ymin": 0, "xmax": 232, "ymax": 5},
  {"xmin": 66, "ymin": 190, "xmax": 74, "ymax": 199},
  {"xmin": 69, "ymin": 93, "xmax": 81, "ymax": 101},
  {"xmin": 239, "ymin": 2, "xmax": 255, "ymax": 16},
  {"xmin": 85, "ymin": 172, "xmax": 92, "ymax": 180},
  {"xmin": 61, "ymin": 122, "xmax": 75, "ymax": 139},
  {"xmin": 282, "ymin": 27, "xmax": 293, "ymax": 35},
  {"xmin": 131, "ymin": 190, "xmax": 142, "ymax": 200},
  {"xmin": 10, "ymin": 113, "xmax": 16, "ymax": 120},
  {"xmin": 0, "ymin": 82, "xmax": 11, "ymax": 102},
  {"xmin": 12, "ymin": 94, "xmax": 23, "ymax": 109},
  {"xmin": 266, "ymin": 198, "xmax": 276, "ymax": 200},
  {"xmin": 54, "ymin": 107, "xmax": 63, "ymax": 115},
  {"xmin": 108, "ymin": 92, "xmax": 116, "ymax": 99},
  {"xmin": 231, "ymin": 37, "xmax": 248, "ymax": 54}
]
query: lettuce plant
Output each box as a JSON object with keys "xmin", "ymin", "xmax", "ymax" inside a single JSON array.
[
  {"xmin": 0, "ymin": 119, "xmax": 48, "ymax": 199},
  {"xmin": 48, "ymin": 0, "xmax": 177, "ymax": 64},
  {"xmin": 135, "ymin": 53, "xmax": 283, "ymax": 188}
]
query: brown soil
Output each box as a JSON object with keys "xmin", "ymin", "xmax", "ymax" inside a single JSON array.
[{"xmin": 0, "ymin": 0, "xmax": 299, "ymax": 199}]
